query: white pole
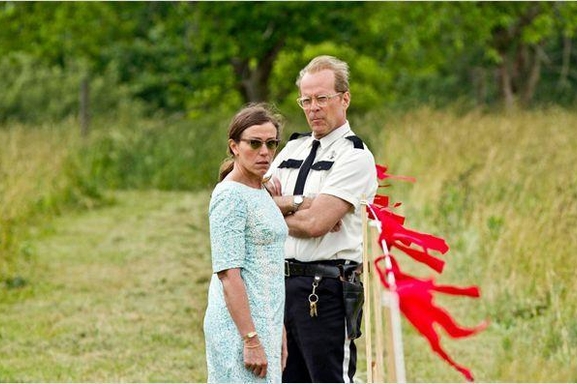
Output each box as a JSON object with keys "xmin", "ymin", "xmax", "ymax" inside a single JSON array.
[
  {"xmin": 362, "ymin": 201, "xmax": 406, "ymax": 384},
  {"xmin": 381, "ymin": 239, "xmax": 406, "ymax": 384},
  {"xmin": 361, "ymin": 201, "xmax": 374, "ymax": 383}
]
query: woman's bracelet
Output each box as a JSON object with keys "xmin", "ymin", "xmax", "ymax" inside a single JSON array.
[
  {"xmin": 242, "ymin": 331, "xmax": 258, "ymax": 342},
  {"xmin": 244, "ymin": 342, "xmax": 261, "ymax": 349}
]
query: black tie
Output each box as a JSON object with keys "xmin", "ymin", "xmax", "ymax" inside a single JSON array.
[{"xmin": 293, "ymin": 140, "xmax": 320, "ymax": 195}]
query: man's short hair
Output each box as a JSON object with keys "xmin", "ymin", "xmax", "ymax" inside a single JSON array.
[{"xmin": 296, "ymin": 55, "xmax": 350, "ymax": 93}]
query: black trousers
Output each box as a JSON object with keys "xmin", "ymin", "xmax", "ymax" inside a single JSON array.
[{"xmin": 283, "ymin": 275, "xmax": 357, "ymax": 383}]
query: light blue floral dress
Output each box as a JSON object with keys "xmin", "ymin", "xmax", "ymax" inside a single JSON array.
[{"xmin": 204, "ymin": 181, "xmax": 288, "ymax": 383}]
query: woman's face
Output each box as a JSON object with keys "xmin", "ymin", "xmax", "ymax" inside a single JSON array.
[{"xmin": 229, "ymin": 122, "xmax": 278, "ymax": 180}]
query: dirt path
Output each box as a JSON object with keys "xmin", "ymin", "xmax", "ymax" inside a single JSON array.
[{"xmin": 0, "ymin": 190, "xmax": 212, "ymax": 382}]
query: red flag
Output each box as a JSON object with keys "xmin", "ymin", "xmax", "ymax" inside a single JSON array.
[
  {"xmin": 393, "ymin": 242, "xmax": 445, "ymax": 274},
  {"xmin": 367, "ymin": 201, "xmax": 449, "ymax": 271},
  {"xmin": 375, "ymin": 255, "xmax": 488, "ymax": 382},
  {"xmin": 369, "ymin": 163, "xmax": 487, "ymax": 381},
  {"xmin": 376, "ymin": 164, "xmax": 417, "ymax": 183}
]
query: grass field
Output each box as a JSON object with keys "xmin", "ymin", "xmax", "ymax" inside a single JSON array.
[
  {"xmin": 372, "ymin": 107, "xmax": 577, "ymax": 382},
  {"xmin": 0, "ymin": 190, "xmax": 212, "ymax": 381},
  {"xmin": 1, "ymin": 107, "xmax": 576, "ymax": 381}
]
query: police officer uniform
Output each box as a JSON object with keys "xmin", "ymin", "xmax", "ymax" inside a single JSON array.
[{"xmin": 270, "ymin": 121, "xmax": 378, "ymax": 383}]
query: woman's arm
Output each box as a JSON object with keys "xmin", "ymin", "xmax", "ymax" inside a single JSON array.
[{"xmin": 218, "ymin": 268, "xmax": 268, "ymax": 378}]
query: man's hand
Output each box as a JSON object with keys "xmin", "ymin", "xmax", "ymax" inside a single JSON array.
[{"xmin": 330, "ymin": 219, "xmax": 342, "ymax": 232}]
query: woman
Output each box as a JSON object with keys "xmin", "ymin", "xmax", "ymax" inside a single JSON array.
[{"xmin": 204, "ymin": 103, "xmax": 288, "ymax": 383}]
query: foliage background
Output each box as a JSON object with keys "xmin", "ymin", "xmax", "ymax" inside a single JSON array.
[
  {"xmin": 1, "ymin": 1, "xmax": 577, "ymax": 123},
  {"xmin": 1, "ymin": 1, "xmax": 577, "ymax": 382}
]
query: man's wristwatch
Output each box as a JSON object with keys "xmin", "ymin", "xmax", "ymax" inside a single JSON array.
[{"xmin": 291, "ymin": 195, "xmax": 304, "ymax": 213}]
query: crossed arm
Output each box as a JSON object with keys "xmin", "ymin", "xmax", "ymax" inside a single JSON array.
[{"xmin": 266, "ymin": 178, "xmax": 352, "ymax": 238}]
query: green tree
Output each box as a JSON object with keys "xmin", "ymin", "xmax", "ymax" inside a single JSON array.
[
  {"xmin": 353, "ymin": 2, "xmax": 577, "ymax": 108},
  {"xmin": 184, "ymin": 3, "xmax": 364, "ymax": 105},
  {"xmin": 0, "ymin": 2, "xmax": 145, "ymax": 122},
  {"xmin": 1, "ymin": 1, "xmax": 576, "ymax": 121}
]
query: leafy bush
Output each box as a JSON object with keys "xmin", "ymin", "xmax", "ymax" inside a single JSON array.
[
  {"xmin": 0, "ymin": 53, "xmax": 143, "ymax": 124},
  {"xmin": 77, "ymin": 114, "xmax": 229, "ymax": 191}
]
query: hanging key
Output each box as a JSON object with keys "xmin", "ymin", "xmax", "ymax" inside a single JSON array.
[
  {"xmin": 308, "ymin": 275, "xmax": 321, "ymax": 317},
  {"xmin": 309, "ymin": 298, "xmax": 318, "ymax": 317}
]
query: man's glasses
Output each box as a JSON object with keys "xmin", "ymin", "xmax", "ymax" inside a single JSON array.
[
  {"xmin": 296, "ymin": 92, "xmax": 342, "ymax": 109},
  {"xmin": 239, "ymin": 139, "xmax": 280, "ymax": 150}
]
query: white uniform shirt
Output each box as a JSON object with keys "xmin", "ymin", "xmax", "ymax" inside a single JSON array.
[{"xmin": 270, "ymin": 122, "xmax": 378, "ymax": 263}]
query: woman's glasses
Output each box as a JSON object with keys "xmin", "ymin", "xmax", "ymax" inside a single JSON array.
[{"xmin": 239, "ymin": 139, "xmax": 280, "ymax": 150}]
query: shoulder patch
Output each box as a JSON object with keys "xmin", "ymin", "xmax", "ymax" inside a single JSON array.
[
  {"xmin": 289, "ymin": 132, "xmax": 312, "ymax": 141},
  {"xmin": 311, "ymin": 161, "xmax": 334, "ymax": 171},
  {"xmin": 278, "ymin": 159, "xmax": 303, "ymax": 169},
  {"xmin": 345, "ymin": 135, "xmax": 365, "ymax": 149}
]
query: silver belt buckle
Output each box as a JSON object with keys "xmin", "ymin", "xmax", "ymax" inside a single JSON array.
[{"xmin": 284, "ymin": 260, "xmax": 290, "ymax": 277}]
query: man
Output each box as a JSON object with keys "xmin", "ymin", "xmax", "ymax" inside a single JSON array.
[{"xmin": 267, "ymin": 55, "xmax": 378, "ymax": 383}]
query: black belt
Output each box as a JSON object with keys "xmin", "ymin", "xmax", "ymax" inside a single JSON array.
[{"xmin": 284, "ymin": 260, "xmax": 351, "ymax": 279}]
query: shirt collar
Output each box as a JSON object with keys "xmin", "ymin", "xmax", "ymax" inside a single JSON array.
[{"xmin": 316, "ymin": 121, "xmax": 351, "ymax": 149}]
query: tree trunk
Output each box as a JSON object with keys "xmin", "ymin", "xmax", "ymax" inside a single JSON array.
[
  {"xmin": 521, "ymin": 45, "xmax": 542, "ymax": 106},
  {"xmin": 232, "ymin": 58, "xmax": 268, "ymax": 102},
  {"xmin": 471, "ymin": 67, "xmax": 487, "ymax": 106},
  {"xmin": 79, "ymin": 76, "xmax": 90, "ymax": 138},
  {"xmin": 499, "ymin": 55, "xmax": 515, "ymax": 110},
  {"xmin": 558, "ymin": 35, "xmax": 572, "ymax": 88},
  {"xmin": 232, "ymin": 40, "xmax": 285, "ymax": 103}
]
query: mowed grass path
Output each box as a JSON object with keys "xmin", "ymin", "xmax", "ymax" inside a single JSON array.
[
  {"xmin": 0, "ymin": 190, "xmax": 212, "ymax": 382},
  {"xmin": 0, "ymin": 188, "xmax": 493, "ymax": 383}
]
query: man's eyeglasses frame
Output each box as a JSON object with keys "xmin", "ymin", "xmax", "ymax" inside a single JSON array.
[{"xmin": 296, "ymin": 92, "xmax": 343, "ymax": 109}]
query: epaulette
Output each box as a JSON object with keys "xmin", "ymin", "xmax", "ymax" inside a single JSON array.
[
  {"xmin": 289, "ymin": 132, "xmax": 312, "ymax": 141},
  {"xmin": 345, "ymin": 135, "xmax": 365, "ymax": 149}
]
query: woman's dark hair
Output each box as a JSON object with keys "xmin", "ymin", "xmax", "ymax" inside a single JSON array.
[{"xmin": 218, "ymin": 103, "xmax": 283, "ymax": 181}]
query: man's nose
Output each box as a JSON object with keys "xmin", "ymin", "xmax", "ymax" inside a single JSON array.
[{"xmin": 309, "ymin": 99, "xmax": 322, "ymax": 110}]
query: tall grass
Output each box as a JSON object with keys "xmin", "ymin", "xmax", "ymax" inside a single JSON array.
[
  {"xmin": 0, "ymin": 111, "xmax": 229, "ymax": 378},
  {"xmin": 362, "ymin": 107, "xmax": 577, "ymax": 381},
  {"xmin": 1, "ymin": 107, "xmax": 576, "ymax": 380},
  {"xmin": 78, "ymin": 114, "xmax": 228, "ymax": 191},
  {"xmin": 1, "ymin": 113, "xmax": 228, "ymax": 282},
  {"xmin": 0, "ymin": 121, "xmax": 90, "ymax": 280}
]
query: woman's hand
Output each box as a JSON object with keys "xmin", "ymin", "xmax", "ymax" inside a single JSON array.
[
  {"xmin": 217, "ymin": 269, "xmax": 268, "ymax": 378},
  {"xmin": 243, "ymin": 337, "xmax": 268, "ymax": 378}
]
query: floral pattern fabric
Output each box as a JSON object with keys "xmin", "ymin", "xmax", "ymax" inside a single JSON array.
[{"xmin": 204, "ymin": 181, "xmax": 287, "ymax": 383}]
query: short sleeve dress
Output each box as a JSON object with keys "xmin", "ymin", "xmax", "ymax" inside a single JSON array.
[{"xmin": 204, "ymin": 181, "xmax": 288, "ymax": 383}]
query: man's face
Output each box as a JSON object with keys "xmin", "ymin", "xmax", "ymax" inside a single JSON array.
[{"xmin": 299, "ymin": 69, "xmax": 350, "ymax": 139}]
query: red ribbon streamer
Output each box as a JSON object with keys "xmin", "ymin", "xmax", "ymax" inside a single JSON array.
[
  {"xmin": 369, "ymin": 164, "xmax": 487, "ymax": 381},
  {"xmin": 367, "ymin": 201, "xmax": 449, "ymax": 272},
  {"xmin": 376, "ymin": 164, "xmax": 417, "ymax": 183},
  {"xmin": 375, "ymin": 255, "xmax": 488, "ymax": 382}
]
